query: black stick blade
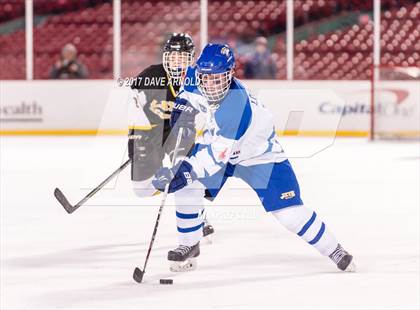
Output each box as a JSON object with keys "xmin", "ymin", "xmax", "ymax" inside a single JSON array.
[
  {"xmin": 133, "ymin": 267, "xmax": 144, "ymax": 283},
  {"xmin": 54, "ymin": 188, "xmax": 75, "ymax": 214}
]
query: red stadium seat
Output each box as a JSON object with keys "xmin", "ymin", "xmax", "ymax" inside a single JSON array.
[{"xmin": 1, "ymin": 0, "xmax": 419, "ymax": 79}]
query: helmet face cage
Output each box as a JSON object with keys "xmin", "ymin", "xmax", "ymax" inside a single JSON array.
[
  {"xmin": 196, "ymin": 69, "xmax": 234, "ymax": 103},
  {"xmin": 163, "ymin": 51, "xmax": 194, "ymax": 83}
]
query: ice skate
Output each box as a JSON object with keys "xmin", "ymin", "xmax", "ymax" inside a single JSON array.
[
  {"xmin": 203, "ymin": 222, "xmax": 214, "ymax": 237},
  {"xmin": 329, "ymin": 244, "xmax": 356, "ymax": 272},
  {"xmin": 168, "ymin": 242, "xmax": 200, "ymax": 272},
  {"xmin": 203, "ymin": 217, "xmax": 215, "ymax": 243}
]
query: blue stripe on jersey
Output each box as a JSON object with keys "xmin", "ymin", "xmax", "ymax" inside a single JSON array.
[
  {"xmin": 264, "ymin": 129, "xmax": 275, "ymax": 154},
  {"xmin": 309, "ymin": 222, "xmax": 325, "ymax": 245},
  {"xmin": 183, "ymin": 66, "xmax": 199, "ymax": 93},
  {"xmin": 207, "ymin": 145, "xmax": 225, "ymax": 167},
  {"xmin": 176, "ymin": 211, "xmax": 199, "ymax": 219},
  {"xmin": 297, "ymin": 211, "xmax": 316, "ymax": 236},
  {"xmin": 190, "ymin": 143, "xmax": 206, "ymax": 157},
  {"xmin": 177, "ymin": 223, "xmax": 204, "ymax": 233},
  {"xmin": 214, "ymin": 79, "xmax": 252, "ymax": 140},
  {"xmin": 236, "ymin": 101, "xmax": 252, "ymax": 140}
]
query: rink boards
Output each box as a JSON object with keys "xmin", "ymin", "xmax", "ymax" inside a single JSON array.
[{"xmin": 1, "ymin": 80, "xmax": 419, "ymax": 137}]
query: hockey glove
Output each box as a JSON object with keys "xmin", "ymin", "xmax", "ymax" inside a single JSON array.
[
  {"xmin": 170, "ymin": 97, "xmax": 199, "ymax": 139},
  {"xmin": 128, "ymin": 129, "xmax": 160, "ymax": 161},
  {"xmin": 152, "ymin": 160, "xmax": 196, "ymax": 193}
]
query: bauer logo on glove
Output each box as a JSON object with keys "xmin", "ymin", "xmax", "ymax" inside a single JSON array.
[
  {"xmin": 173, "ymin": 102, "xmax": 194, "ymax": 113},
  {"xmin": 152, "ymin": 161, "xmax": 197, "ymax": 193},
  {"xmin": 183, "ymin": 172, "xmax": 193, "ymax": 185}
]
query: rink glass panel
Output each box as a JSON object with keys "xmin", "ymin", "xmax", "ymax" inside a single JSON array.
[
  {"xmin": 121, "ymin": 0, "xmax": 201, "ymax": 79},
  {"xmin": 33, "ymin": 0, "xmax": 114, "ymax": 80},
  {"xmin": 371, "ymin": 65, "xmax": 420, "ymax": 140},
  {"xmin": 0, "ymin": 0, "xmax": 26, "ymax": 80}
]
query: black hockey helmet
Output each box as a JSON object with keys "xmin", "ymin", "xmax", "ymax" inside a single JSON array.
[
  {"xmin": 163, "ymin": 33, "xmax": 195, "ymax": 83},
  {"xmin": 163, "ymin": 33, "xmax": 195, "ymax": 54}
]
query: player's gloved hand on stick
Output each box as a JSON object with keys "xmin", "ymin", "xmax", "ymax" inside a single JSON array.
[
  {"xmin": 152, "ymin": 161, "xmax": 196, "ymax": 193},
  {"xmin": 170, "ymin": 97, "xmax": 199, "ymax": 139}
]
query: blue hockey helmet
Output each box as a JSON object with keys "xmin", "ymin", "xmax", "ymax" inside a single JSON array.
[{"xmin": 196, "ymin": 44, "xmax": 235, "ymax": 102}]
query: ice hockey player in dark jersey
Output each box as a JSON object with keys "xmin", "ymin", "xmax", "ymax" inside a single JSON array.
[
  {"xmin": 127, "ymin": 33, "xmax": 214, "ymax": 253},
  {"xmin": 128, "ymin": 33, "xmax": 195, "ymax": 179}
]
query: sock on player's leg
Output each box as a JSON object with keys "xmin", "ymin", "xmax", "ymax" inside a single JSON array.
[
  {"xmin": 173, "ymin": 181, "xmax": 204, "ymax": 247},
  {"xmin": 272, "ymin": 205, "xmax": 356, "ymax": 271},
  {"xmin": 271, "ymin": 205, "xmax": 338, "ymax": 256}
]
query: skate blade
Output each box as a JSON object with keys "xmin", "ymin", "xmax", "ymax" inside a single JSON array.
[
  {"xmin": 170, "ymin": 258, "xmax": 197, "ymax": 272},
  {"xmin": 203, "ymin": 235, "xmax": 213, "ymax": 244},
  {"xmin": 344, "ymin": 260, "xmax": 356, "ymax": 272}
]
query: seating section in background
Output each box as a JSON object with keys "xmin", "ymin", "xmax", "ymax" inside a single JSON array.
[
  {"xmin": 0, "ymin": 0, "xmax": 110, "ymax": 23},
  {"xmin": 0, "ymin": 0, "xmax": 418, "ymax": 80},
  {"xmin": 293, "ymin": 2, "xmax": 419, "ymax": 79},
  {"xmin": 33, "ymin": 2, "xmax": 114, "ymax": 79}
]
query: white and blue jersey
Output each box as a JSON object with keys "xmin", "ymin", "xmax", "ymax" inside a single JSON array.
[
  {"xmin": 179, "ymin": 67, "xmax": 303, "ymax": 212},
  {"xmin": 169, "ymin": 44, "xmax": 344, "ymax": 261}
]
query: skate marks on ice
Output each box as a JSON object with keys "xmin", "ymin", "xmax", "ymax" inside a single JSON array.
[
  {"xmin": 28, "ymin": 225, "xmax": 356, "ymax": 307},
  {"xmin": 33, "ymin": 261, "xmax": 343, "ymax": 309},
  {"xmin": 4, "ymin": 242, "xmax": 174, "ymax": 269},
  {"xmin": 5, "ymin": 229, "xmax": 356, "ymax": 309}
]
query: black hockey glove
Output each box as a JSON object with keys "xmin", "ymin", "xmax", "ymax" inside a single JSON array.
[
  {"xmin": 128, "ymin": 130, "xmax": 160, "ymax": 161},
  {"xmin": 170, "ymin": 97, "xmax": 199, "ymax": 138}
]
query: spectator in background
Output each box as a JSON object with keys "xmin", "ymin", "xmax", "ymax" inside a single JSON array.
[
  {"xmin": 50, "ymin": 43, "xmax": 88, "ymax": 79},
  {"xmin": 244, "ymin": 36, "xmax": 276, "ymax": 79}
]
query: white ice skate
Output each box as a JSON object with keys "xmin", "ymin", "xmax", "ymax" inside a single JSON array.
[{"xmin": 168, "ymin": 243, "xmax": 200, "ymax": 272}]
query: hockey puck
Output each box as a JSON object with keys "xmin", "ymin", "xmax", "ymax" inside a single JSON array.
[{"xmin": 159, "ymin": 279, "xmax": 173, "ymax": 285}]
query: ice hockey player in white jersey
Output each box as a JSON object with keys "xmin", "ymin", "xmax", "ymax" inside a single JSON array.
[{"xmin": 152, "ymin": 43, "xmax": 356, "ymax": 273}]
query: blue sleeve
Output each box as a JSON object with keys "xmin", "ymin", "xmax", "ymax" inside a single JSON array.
[
  {"xmin": 214, "ymin": 81, "xmax": 252, "ymax": 140},
  {"xmin": 183, "ymin": 66, "xmax": 199, "ymax": 93}
]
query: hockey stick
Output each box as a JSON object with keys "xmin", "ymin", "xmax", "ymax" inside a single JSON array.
[
  {"xmin": 54, "ymin": 159, "xmax": 131, "ymax": 214},
  {"xmin": 133, "ymin": 128, "xmax": 184, "ymax": 283}
]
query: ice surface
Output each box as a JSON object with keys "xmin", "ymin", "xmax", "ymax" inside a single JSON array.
[{"xmin": 1, "ymin": 136, "xmax": 419, "ymax": 309}]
